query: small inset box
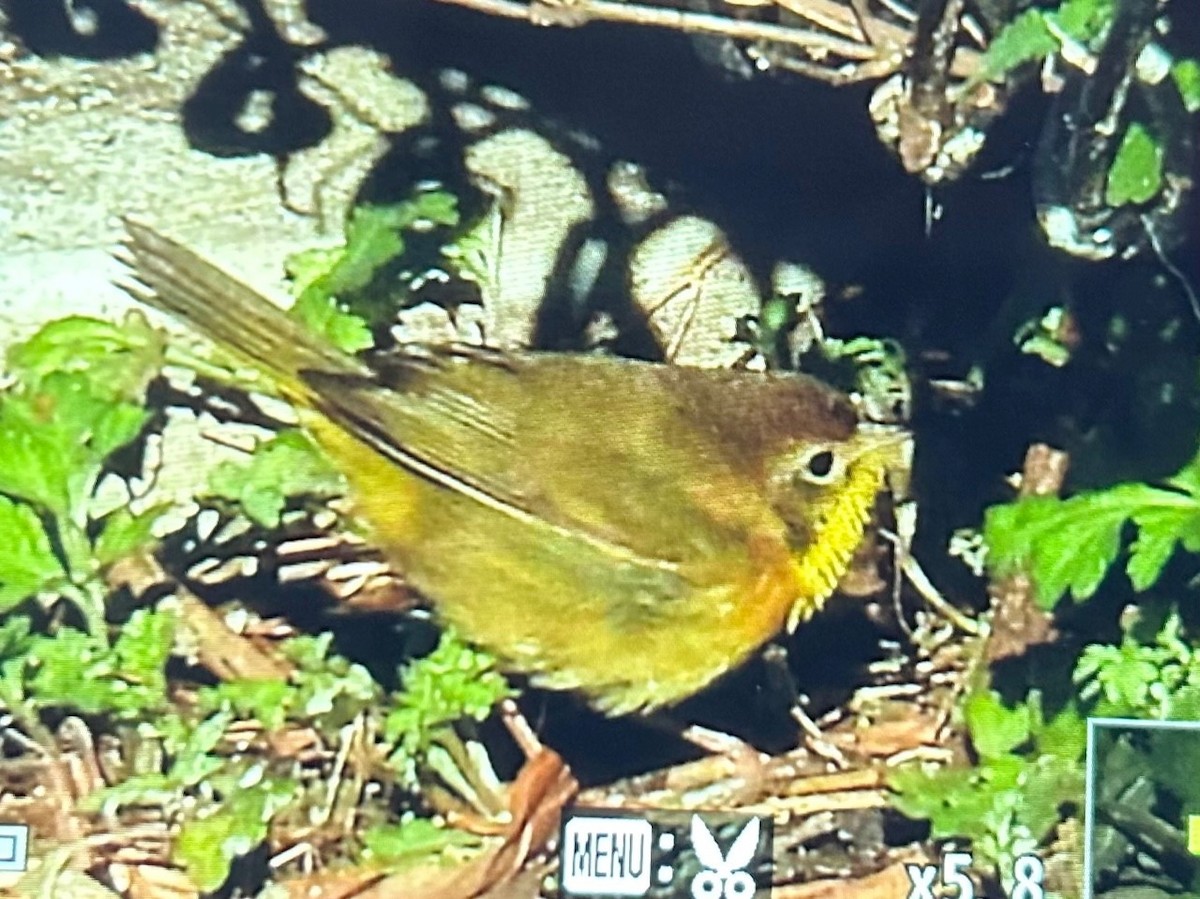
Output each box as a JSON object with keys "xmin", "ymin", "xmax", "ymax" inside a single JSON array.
[
  {"xmin": 0, "ymin": 823, "xmax": 29, "ymax": 873},
  {"xmin": 1085, "ymin": 717, "xmax": 1200, "ymax": 899}
]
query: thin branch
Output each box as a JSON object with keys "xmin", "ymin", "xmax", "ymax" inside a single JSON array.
[
  {"xmin": 426, "ymin": 0, "xmax": 986, "ymax": 80},
  {"xmin": 430, "ymin": 0, "xmax": 885, "ymax": 61}
]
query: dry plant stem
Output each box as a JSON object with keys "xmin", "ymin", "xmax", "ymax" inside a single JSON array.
[
  {"xmin": 985, "ymin": 443, "xmax": 1067, "ymax": 662},
  {"xmin": 108, "ymin": 552, "xmax": 294, "ymax": 682},
  {"xmin": 429, "ymin": 0, "xmax": 985, "ymax": 83},
  {"xmin": 431, "ymin": 0, "xmax": 883, "ymax": 61},
  {"xmin": 791, "ymin": 706, "xmax": 849, "ymax": 767},
  {"xmin": 500, "ymin": 698, "xmax": 543, "ymax": 758}
]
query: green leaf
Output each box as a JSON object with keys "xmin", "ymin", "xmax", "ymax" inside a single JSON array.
[
  {"xmin": 0, "ymin": 617, "xmax": 33, "ymax": 661},
  {"xmin": 285, "ymin": 247, "xmax": 345, "ymax": 297},
  {"xmin": 280, "ymin": 632, "xmax": 336, "ymax": 670},
  {"xmin": 979, "ymin": 10, "xmax": 1057, "ymax": 82},
  {"xmin": 201, "ymin": 680, "xmax": 292, "ymax": 731},
  {"xmin": 7, "ymin": 313, "xmax": 166, "ymax": 402},
  {"xmin": 0, "ymin": 372, "xmax": 149, "ymax": 518},
  {"xmin": 293, "ymin": 655, "xmax": 378, "ymax": 728},
  {"xmin": 174, "ymin": 776, "xmax": 294, "ymax": 892},
  {"xmin": 984, "ymin": 458, "xmax": 1200, "ymax": 607},
  {"xmin": 207, "ymin": 430, "xmax": 344, "ymax": 528},
  {"xmin": 1106, "ymin": 122, "xmax": 1164, "ymax": 207},
  {"xmin": 285, "ymin": 192, "xmax": 462, "ymax": 352},
  {"xmin": 1173, "ymin": 58, "xmax": 1200, "ymax": 113},
  {"xmin": 91, "ymin": 402, "xmax": 150, "ymax": 460},
  {"xmin": 1050, "ymin": 0, "xmax": 1113, "ymax": 43},
  {"xmin": 889, "ymin": 762, "xmax": 1003, "ymax": 838},
  {"xmin": 26, "ymin": 622, "xmax": 172, "ymax": 717},
  {"xmin": 286, "ymin": 204, "xmax": 413, "ymax": 352},
  {"xmin": 174, "ymin": 811, "xmax": 242, "ymax": 892},
  {"xmin": 1018, "ymin": 754, "xmax": 1084, "ymax": 838},
  {"xmin": 0, "ymin": 393, "xmax": 79, "ymax": 516},
  {"xmin": 362, "ymin": 817, "xmax": 481, "ymax": 863},
  {"xmin": 288, "ymin": 292, "xmax": 374, "ymax": 354},
  {"xmin": 200, "ymin": 635, "xmax": 381, "ymax": 734},
  {"xmin": 965, "ymin": 690, "xmax": 1032, "ymax": 760},
  {"xmin": 402, "ymin": 190, "xmax": 461, "ymax": 230},
  {"xmin": 113, "ymin": 608, "xmax": 175, "ymax": 688},
  {"xmin": 0, "ymin": 496, "xmax": 66, "ymax": 610},
  {"xmin": 985, "ymin": 493, "xmax": 1126, "ymax": 606},
  {"xmin": 27, "ymin": 628, "xmax": 117, "ymax": 713},
  {"xmin": 93, "ymin": 503, "xmax": 171, "ymax": 566},
  {"xmin": 330, "ymin": 205, "xmax": 409, "ymax": 294},
  {"xmin": 385, "ymin": 630, "xmax": 512, "ymax": 783},
  {"xmin": 1034, "ymin": 704, "xmax": 1087, "ymax": 762}
]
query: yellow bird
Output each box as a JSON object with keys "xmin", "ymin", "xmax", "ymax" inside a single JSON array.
[{"xmin": 119, "ymin": 220, "xmax": 908, "ymax": 715}]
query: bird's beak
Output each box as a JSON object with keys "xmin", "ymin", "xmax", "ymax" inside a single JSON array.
[{"xmin": 852, "ymin": 424, "xmax": 914, "ymax": 500}]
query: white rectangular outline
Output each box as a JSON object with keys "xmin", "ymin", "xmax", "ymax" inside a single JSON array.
[
  {"xmin": 560, "ymin": 814, "xmax": 654, "ymax": 897},
  {"xmin": 1083, "ymin": 717, "xmax": 1200, "ymax": 899},
  {"xmin": 0, "ymin": 823, "xmax": 29, "ymax": 873}
]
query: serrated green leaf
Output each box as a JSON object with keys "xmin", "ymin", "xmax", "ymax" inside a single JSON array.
[
  {"xmin": 333, "ymin": 205, "xmax": 409, "ymax": 293},
  {"xmin": 1051, "ymin": 0, "xmax": 1113, "ymax": 42},
  {"xmin": 0, "ymin": 394, "xmax": 79, "ymax": 516},
  {"xmin": 984, "ymin": 470, "xmax": 1200, "ymax": 607},
  {"xmin": 7, "ymin": 313, "xmax": 165, "ymax": 402},
  {"xmin": 889, "ymin": 763, "xmax": 999, "ymax": 838},
  {"xmin": 362, "ymin": 817, "xmax": 481, "ymax": 862},
  {"xmin": 113, "ymin": 608, "xmax": 175, "ymax": 687},
  {"xmin": 285, "ymin": 192, "xmax": 462, "ymax": 351},
  {"xmin": 1127, "ymin": 512, "xmax": 1183, "ymax": 590},
  {"xmin": 0, "ymin": 496, "xmax": 66, "ymax": 610},
  {"xmin": 288, "ymin": 292, "xmax": 374, "ymax": 354},
  {"xmin": 0, "ymin": 372, "xmax": 149, "ymax": 518},
  {"xmin": 984, "ymin": 493, "xmax": 1124, "ymax": 606},
  {"xmin": 202, "ymin": 679, "xmax": 292, "ymax": 731},
  {"xmin": 385, "ymin": 630, "xmax": 512, "ymax": 782},
  {"xmin": 1106, "ymin": 122, "xmax": 1164, "ymax": 207},
  {"xmin": 26, "ymin": 620, "xmax": 174, "ymax": 717},
  {"xmin": 402, "ymin": 190, "xmax": 461, "ymax": 230},
  {"xmin": 94, "ymin": 503, "xmax": 171, "ymax": 566},
  {"xmin": 1102, "ymin": 644, "xmax": 1160, "ymax": 710},
  {"xmin": 207, "ymin": 430, "xmax": 344, "ymax": 528},
  {"xmin": 175, "ymin": 811, "xmax": 241, "ymax": 892},
  {"xmin": 980, "ymin": 10, "xmax": 1058, "ymax": 82},
  {"xmin": 1034, "ymin": 704, "xmax": 1087, "ymax": 762},
  {"xmin": 285, "ymin": 246, "xmax": 345, "ymax": 296},
  {"xmin": 27, "ymin": 628, "xmax": 117, "ymax": 713},
  {"xmin": 91, "ymin": 402, "xmax": 150, "ymax": 460},
  {"xmin": 286, "ymin": 204, "xmax": 409, "ymax": 353},
  {"xmin": 966, "ymin": 690, "xmax": 1032, "ymax": 759},
  {"xmin": 1173, "ymin": 58, "xmax": 1200, "ymax": 113},
  {"xmin": 0, "ymin": 617, "xmax": 32, "ymax": 661},
  {"xmin": 295, "ymin": 658, "xmax": 378, "ymax": 720}
]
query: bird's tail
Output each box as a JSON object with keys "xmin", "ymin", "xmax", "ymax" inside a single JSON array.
[{"xmin": 117, "ymin": 218, "xmax": 367, "ymax": 400}]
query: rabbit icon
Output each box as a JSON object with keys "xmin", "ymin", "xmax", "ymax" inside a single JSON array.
[{"xmin": 688, "ymin": 815, "xmax": 759, "ymax": 899}]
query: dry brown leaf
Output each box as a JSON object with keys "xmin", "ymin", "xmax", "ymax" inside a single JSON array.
[
  {"xmin": 837, "ymin": 709, "xmax": 943, "ymax": 756},
  {"xmin": 360, "ymin": 747, "xmax": 578, "ymax": 899}
]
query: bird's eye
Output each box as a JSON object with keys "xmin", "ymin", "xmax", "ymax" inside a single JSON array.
[
  {"xmin": 796, "ymin": 446, "xmax": 840, "ymax": 484},
  {"xmin": 807, "ymin": 450, "xmax": 834, "ymax": 478}
]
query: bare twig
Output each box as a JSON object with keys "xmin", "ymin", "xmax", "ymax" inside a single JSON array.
[
  {"xmin": 432, "ymin": 0, "xmax": 887, "ymax": 61},
  {"xmin": 426, "ymin": 0, "xmax": 986, "ymax": 82},
  {"xmin": 985, "ymin": 443, "xmax": 1067, "ymax": 662}
]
